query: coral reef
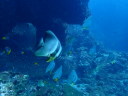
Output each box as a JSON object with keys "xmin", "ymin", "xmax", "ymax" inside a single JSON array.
[
  {"xmin": 0, "ymin": 71, "xmax": 85, "ymax": 96},
  {"xmin": 0, "ymin": 22, "xmax": 128, "ymax": 96},
  {"xmin": 0, "ymin": 24, "xmax": 128, "ymax": 96},
  {"xmin": 61, "ymin": 24, "xmax": 128, "ymax": 96}
]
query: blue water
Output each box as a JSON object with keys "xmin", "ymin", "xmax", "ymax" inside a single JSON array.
[{"xmin": 89, "ymin": 0, "xmax": 128, "ymax": 52}]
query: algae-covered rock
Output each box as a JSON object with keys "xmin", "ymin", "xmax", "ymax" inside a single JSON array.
[{"xmin": 63, "ymin": 84, "xmax": 83, "ymax": 96}]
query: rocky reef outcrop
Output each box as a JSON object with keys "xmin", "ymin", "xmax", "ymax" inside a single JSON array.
[{"xmin": 0, "ymin": 0, "xmax": 89, "ymax": 48}]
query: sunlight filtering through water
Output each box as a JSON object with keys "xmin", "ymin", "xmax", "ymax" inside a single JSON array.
[{"xmin": 88, "ymin": 0, "xmax": 128, "ymax": 52}]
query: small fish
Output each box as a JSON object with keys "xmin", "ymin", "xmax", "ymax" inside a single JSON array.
[
  {"xmin": 54, "ymin": 78, "xmax": 59, "ymax": 82},
  {"xmin": 67, "ymin": 51, "xmax": 73, "ymax": 56},
  {"xmin": 46, "ymin": 60, "xmax": 55, "ymax": 73},
  {"xmin": 82, "ymin": 26, "xmax": 88, "ymax": 30},
  {"xmin": 34, "ymin": 62, "xmax": 39, "ymax": 65},
  {"xmin": 21, "ymin": 51, "xmax": 25, "ymax": 55},
  {"xmin": 43, "ymin": 80, "xmax": 48, "ymax": 84},
  {"xmin": 111, "ymin": 60, "xmax": 117, "ymax": 64},
  {"xmin": 37, "ymin": 80, "xmax": 45, "ymax": 87},
  {"xmin": 68, "ymin": 70, "xmax": 78, "ymax": 84},
  {"xmin": 71, "ymin": 83, "xmax": 75, "ymax": 86},
  {"xmin": 53, "ymin": 65, "xmax": 62, "ymax": 82},
  {"xmin": 5, "ymin": 47, "xmax": 11, "ymax": 55},
  {"xmin": 1, "ymin": 36, "xmax": 9, "ymax": 40},
  {"xmin": 0, "ymin": 51, "xmax": 5, "ymax": 56}
]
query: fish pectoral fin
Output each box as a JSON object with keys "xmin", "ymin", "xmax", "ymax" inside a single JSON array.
[
  {"xmin": 47, "ymin": 54, "xmax": 51, "ymax": 57},
  {"xmin": 38, "ymin": 38, "xmax": 44, "ymax": 47}
]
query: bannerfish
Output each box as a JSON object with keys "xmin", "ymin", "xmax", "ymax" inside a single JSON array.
[
  {"xmin": 35, "ymin": 30, "xmax": 62, "ymax": 62},
  {"xmin": 12, "ymin": 23, "xmax": 36, "ymax": 51}
]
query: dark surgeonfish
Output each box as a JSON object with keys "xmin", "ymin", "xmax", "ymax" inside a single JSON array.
[{"xmin": 35, "ymin": 30, "xmax": 62, "ymax": 62}]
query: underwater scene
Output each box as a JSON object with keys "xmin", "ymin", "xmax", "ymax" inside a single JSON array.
[{"xmin": 0, "ymin": 0, "xmax": 128, "ymax": 96}]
